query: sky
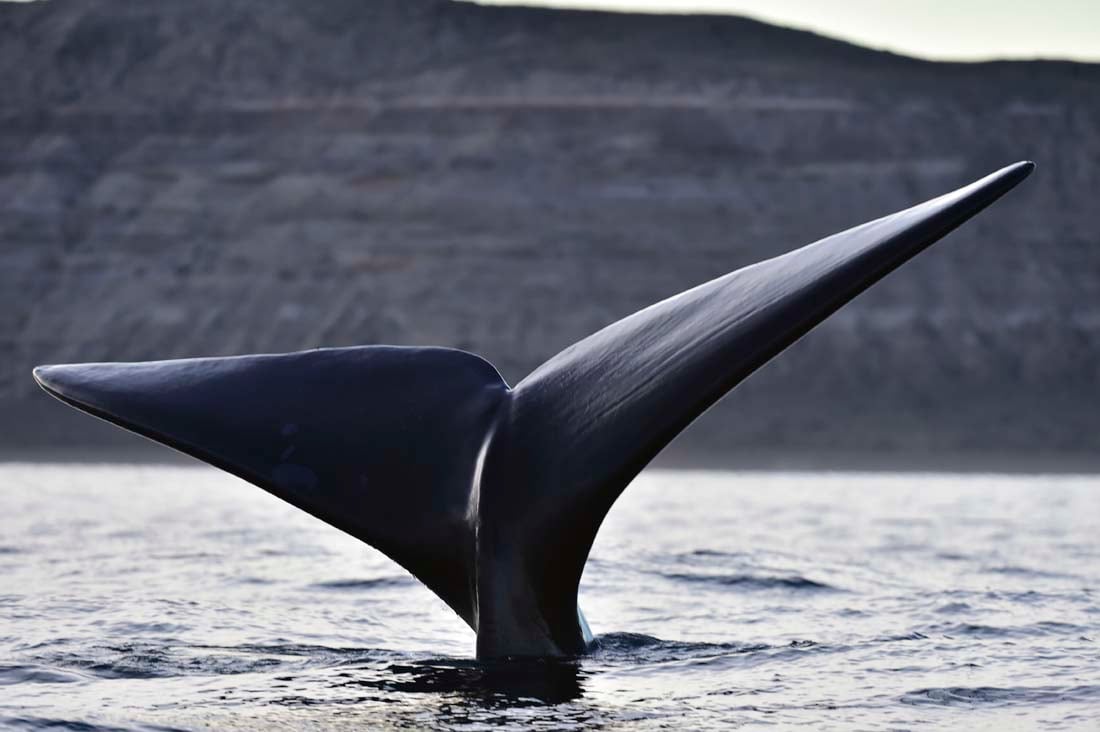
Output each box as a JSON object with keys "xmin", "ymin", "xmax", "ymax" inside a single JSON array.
[
  {"xmin": 1, "ymin": 0, "xmax": 1094, "ymax": 62},
  {"xmin": 470, "ymin": 0, "xmax": 1100, "ymax": 62}
]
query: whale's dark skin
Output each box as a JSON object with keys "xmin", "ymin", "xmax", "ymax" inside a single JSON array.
[{"xmin": 34, "ymin": 162, "xmax": 1033, "ymax": 659}]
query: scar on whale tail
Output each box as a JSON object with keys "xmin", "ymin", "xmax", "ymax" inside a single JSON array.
[{"xmin": 34, "ymin": 161, "xmax": 1033, "ymax": 659}]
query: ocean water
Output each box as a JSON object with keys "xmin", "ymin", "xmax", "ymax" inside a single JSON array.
[{"xmin": 0, "ymin": 463, "xmax": 1097, "ymax": 730}]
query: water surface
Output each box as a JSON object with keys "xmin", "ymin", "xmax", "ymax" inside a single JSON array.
[{"xmin": 1, "ymin": 464, "xmax": 1098, "ymax": 729}]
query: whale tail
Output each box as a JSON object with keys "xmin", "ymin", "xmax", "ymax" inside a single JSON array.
[
  {"xmin": 34, "ymin": 346, "xmax": 508, "ymax": 629},
  {"xmin": 33, "ymin": 161, "xmax": 1034, "ymax": 658}
]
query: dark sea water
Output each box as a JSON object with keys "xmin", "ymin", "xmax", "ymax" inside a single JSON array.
[{"xmin": 1, "ymin": 464, "xmax": 1098, "ymax": 730}]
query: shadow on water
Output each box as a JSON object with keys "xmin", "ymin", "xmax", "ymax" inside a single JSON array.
[
  {"xmin": 261, "ymin": 632, "xmax": 828, "ymax": 719},
  {"xmin": 328, "ymin": 657, "xmax": 588, "ymax": 707},
  {"xmin": 255, "ymin": 657, "xmax": 612, "ymax": 730}
]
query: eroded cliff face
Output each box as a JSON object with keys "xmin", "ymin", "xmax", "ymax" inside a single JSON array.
[{"xmin": 2, "ymin": 0, "xmax": 1097, "ymax": 459}]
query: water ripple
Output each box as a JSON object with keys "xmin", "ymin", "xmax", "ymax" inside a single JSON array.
[
  {"xmin": 901, "ymin": 685, "xmax": 1100, "ymax": 707},
  {"xmin": 23, "ymin": 643, "xmax": 384, "ymax": 680},
  {"xmin": 661, "ymin": 572, "xmax": 836, "ymax": 591},
  {"xmin": 3, "ymin": 465, "xmax": 1099, "ymax": 730},
  {"xmin": 1, "ymin": 718, "xmax": 187, "ymax": 732},
  {"xmin": 0, "ymin": 665, "xmax": 88, "ymax": 685},
  {"xmin": 308, "ymin": 577, "xmax": 414, "ymax": 591},
  {"xmin": 984, "ymin": 565, "xmax": 1080, "ymax": 580}
]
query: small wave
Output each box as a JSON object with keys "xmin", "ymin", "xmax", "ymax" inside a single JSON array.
[
  {"xmin": 0, "ymin": 718, "xmax": 128, "ymax": 731},
  {"xmin": 591, "ymin": 633, "xmax": 829, "ymax": 668},
  {"xmin": 192, "ymin": 643, "xmax": 398, "ymax": 668},
  {"xmin": 0, "ymin": 664, "xmax": 87, "ymax": 685},
  {"xmin": 590, "ymin": 631, "xmax": 664, "ymax": 651},
  {"xmin": 0, "ymin": 717, "xmax": 186, "ymax": 732},
  {"xmin": 26, "ymin": 642, "xmax": 376, "ymax": 680},
  {"xmin": 592, "ymin": 630, "xmax": 839, "ymax": 670},
  {"xmin": 986, "ymin": 589, "xmax": 1062, "ymax": 604},
  {"xmin": 934, "ymin": 602, "xmax": 971, "ymax": 614},
  {"xmin": 683, "ymin": 549, "xmax": 752, "ymax": 560},
  {"xmin": 1036, "ymin": 620, "xmax": 1085, "ymax": 630},
  {"xmin": 309, "ymin": 577, "xmax": 413, "ymax": 591},
  {"xmin": 934, "ymin": 623, "xmax": 1014, "ymax": 638},
  {"xmin": 901, "ymin": 684, "xmax": 1100, "ymax": 707},
  {"xmin": 30, "ymin": 647, "xmax": 171, "ymax": 680},
  {"xmin": 983, "ymin": 565, "xmax": 1078, "ymax": 580},
  {"xmin": 0, "ymin": 546, "xmax": 22, "ymax": 555},
  {"xmin": 235, "ymin": 576, "xmax": 276, "ymax": 586},
  {"xmin": 675, "ymin": 549, "xmax": 799, "ymax": 565},
  {"xmin": 874, "ymin": 632, "xmax": 928, "ymax": 643},
  {"xmin": 926, "ymin": 620, "xmax": 1089, "ymax": 639},
  {"xmin": 147, "ymin": 552, "xmax": 221, "ymax": 561},
  {"xmin": 662, "ymin": 572, "xmax": 835, "ymax": 591},
  {"xmin": 107, "ymin": 622, "xmax": 188, "ymax": 635},
  {"xmin": 593, "ymin": 632, "xmax": 770, "ymax": 657}
]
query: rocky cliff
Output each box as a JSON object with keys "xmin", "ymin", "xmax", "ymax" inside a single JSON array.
[{"xmin": 2, "ymin": 0, "xmax": 1098, "ymax": 463}]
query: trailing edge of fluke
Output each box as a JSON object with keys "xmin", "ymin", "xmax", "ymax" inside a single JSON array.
[{"xmin": 34, "ymin": 161, "xmax": 1034, "ymax": 659}]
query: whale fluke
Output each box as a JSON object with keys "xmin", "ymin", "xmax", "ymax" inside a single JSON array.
[
  {"xmin": 34, "ymin": 347, "xmax": 508, "ymax": 628},
  {"xmin": 33, "ymin": 161, "xmax": 1034, "ymax": 659}
]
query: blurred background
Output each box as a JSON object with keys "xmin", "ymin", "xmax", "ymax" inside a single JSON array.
[{"xmin": 2, "ymin": 0, "xmax": 1097, "ymax": 467}]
